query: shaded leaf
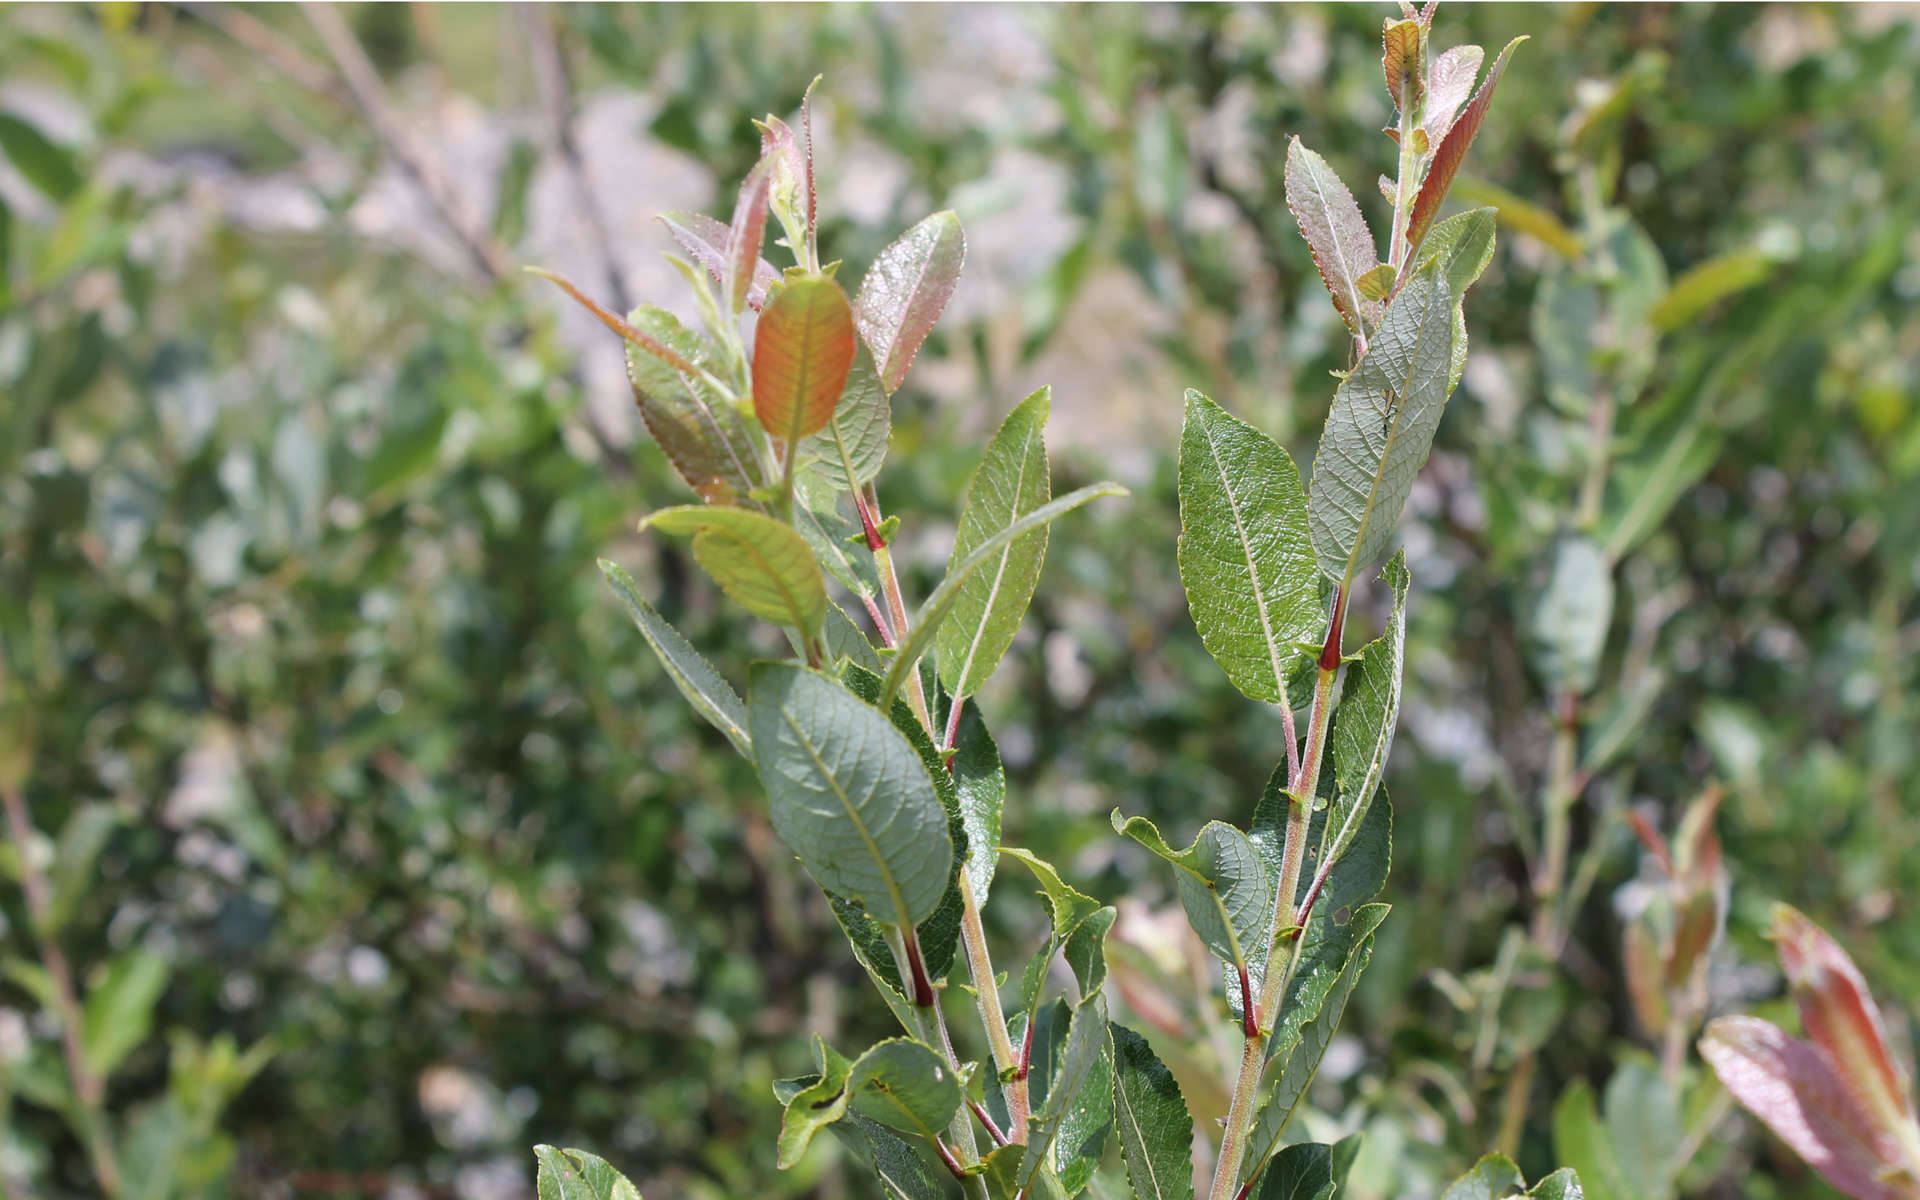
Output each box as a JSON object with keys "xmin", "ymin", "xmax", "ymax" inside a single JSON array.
[
  {"xmin": 1553, "ymin": 1081, "xmax": 1631, "ymax": 1200},
  {"xmin": 82, "ymin": 949, "xmax": 171, "ymax": 1079},
  {"xmin": 1111, "ymin": 1024, "xmax": 1195, "ymax": 1200},
  {"xmin": 1285, "ymin": 140, "xmax": 1382, "ymax": 336},
  {"xmin": 1382, "ymin": 19, "xmax": 1424, "ymax": 114},
  {"xmin": 47, "ymin": 803, "xmax": 118, "ymax": 935},
  {"xmin": 642, "ymin": 507, "xmax": 825, "ymax": 636},
  {"xmin": 1254, "ymin": 1133, "xmax": 1361, "ymax": 1200},
  {"xmin": 1307, "ymin": 266, "xmax": 1455, "ymax": 588},
  {"xmin": 856, "ymin": 211, "xmax": 965, "ymax": 392},
  {"xmin": 1326, "ymin": 552, "xmax": 1409, "ymax": 870},
  {"xmin": 1020, "ymin": 996, "xmax": 1113, "ymax": 1197},
  {"xmin": 937, "ymin": 388, "xmax": 1054, "ymax": 700},
  {"xmin": 1178, "ymin": 390, "xmax": 1323, "ymax": 708},
  {"xmin": 824, "ymin": 601, "xmax": 886, "ymax": 676},
  {"xmin": 846, "ymin": 1039, "xmax": 965, "ymax": 1142},
  {"xmin": 1649, "ymin": 246, "xmax": 1782, "ymax": 332},
  {"xmin": 798, "ymin": 343, "xmax": 891, "ymax": 492},
  {"xmin": 600, "ymin": 560, "xmax": 752, "ymax": 756},
  {"xmin": 754, "ymin": 274, "xmax": 857, "ymax": 445},
  {"xmin": 624, "ymin": 306, "xmax": 766, "ymax": 503},
  {"xmin": 748, "ymin": 664, "xmax": 952, "ymax": 928},
  {"xmin": 1112, "ymin": 812, "xmax": 1268, "ymax": 973},
  {"xmin": 0, "ymin": 112, "xmax": 82, "ymax": 201},
  {"xmin": 534, "ymin": 1146, "xmax": 642, "ymax": 1200},
  {"xmin": 1440, "ymin": 1154, "xmax": 1526, "ymax": 1200},
  {"xmin": 1405, "ymin": 36, "xmax": 1527, "ymax": 257}
]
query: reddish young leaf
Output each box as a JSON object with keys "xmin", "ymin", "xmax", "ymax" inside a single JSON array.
[
  {"xmin": 1403, "ymin": 36, "xmax": 1527, "ymax": 260},
  {"xmin": 1285, "ymin": 138, "xmax": 1383, "ymax": 335},
  {"xmin": 854, "ymin": 211, "xmax": 965, "ymax": 393},
  {"xmin": 660, "ymin": 212, "xmax": 778, "ymax": 312},
  {"xmin": 726, "ymin": 165, "xmax": 772, "ymax": 315},
  {"xmin": 1382, "ymin": 19, "xmax": 1424, "ymax": 114},
  {"xmin": 527, "ymin": 266, "xmax": 704, "ymax": 377},
  {"xmin": 1701, "ymin": 1016, "xmax": 1910, "ymax": 1200},
  {"xmin": 801, "ymin": 74, "xmax": 822, "ymax": 244},
  {"xmin": 1772, "ymin": 906, "xmax": 1918, "ymax": 1135},
  {"xmin": 1424, "ymin": 44, "xmax": 1485, "ymax": 144},
  {"xmin": 754, "ymin": 275, "xmax": 857, "ymax": 445}
]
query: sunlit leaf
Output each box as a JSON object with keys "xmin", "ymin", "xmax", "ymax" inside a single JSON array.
[
  {"xmin": 797, "ymin": 343, "xmax": 891, "ymax": 492},
  {"xmin": 1111, "ymin": 1024, "xmax": 1194, "ymax": 1200},
  {"xmin": 642, "ymin": 507, "xmax": 825, "ymax": 635},
  {"xmin": 754, "ymin": 274, "xmax": 857, "ymax": 445},
  {"xmin": 625, "ymin": 306, "xmax": 766, "ymax": 503},
  {"xmin": 726, "ymin": 165, "xmax": 773, "ymax": 314},
  {"xmin": 1111, "ymin": 812, "xmax": 1268, "ymax": 973},
  {"xmin": 1326, "ymin": 552, "xmax": 1409, "ymax": 869},
  {"xmin": 534, "ymin": 1145, "xmax": 642, "ymax": 1200},
  {"xmin": 855, "ymin": 211, "xmax": 965, "ymax": 392},
  {"xmin": 1424, "ymin": 45, "xmax": 1485, "ymax": 144},
  {"xmin": 1285, "ymin": 140, "xmax": 1382, "ymax": 336},
  {"xmin": 1405, "ymin": 37, "xmax": 1527, "ymax": 257},
  {"xmin": 660, "ymin": 211, "xmax": 778, "ymax": 311}
]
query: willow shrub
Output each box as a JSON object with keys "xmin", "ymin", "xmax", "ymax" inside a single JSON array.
[{"xmin": 531, "ymin": 8, "xmax": 1582, "ymax": 1199}]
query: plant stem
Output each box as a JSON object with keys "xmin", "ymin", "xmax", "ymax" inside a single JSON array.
[
  {"xmin": 865, "ymin": 487, "xmax": 937, "ymax": 734},
  {"xmin": 891, "ymin": 930, "xmax": 983, "ymax": 1171},
  {"xmin": 1209, "ymin": 596, "xmax": 1347, "ymax": 1200},
  {"xmin": 2, "ymin": 784, "xmax": 123, "ymax": 1198},
  {"xmin": 1387, "ymin": 73, "xmax": 1424, "ymax": 273}
]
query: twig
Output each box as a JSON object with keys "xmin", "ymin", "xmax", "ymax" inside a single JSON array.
[{"xmin": 524, "ymin": 8, "xmax": 634, "ymax": 314}]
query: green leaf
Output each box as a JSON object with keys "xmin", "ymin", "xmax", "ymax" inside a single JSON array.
[
  {"xmin": 951, "ymin": 702, "xmax": 1006, "ymax": 902},
  {"xmin": 1002, "ymin": 847, "xmax": 1110, "ymax": 1015},
  {"xmin": 1404, "ymin": 37, "xmax": 1528, "ymax": 256},
  {"xmin": 1526, "ymin": 1170, "xmax": 1586, "ymax": 1200},
  {"xmin": 1112, "ymin": 812, "xmax": 1268, "ymax": 973},
  {"xmin": 642, "ymin": 507, "xmax": 826, "ymax": 636},
  {"xmin": 1306, "ymin": 265, "xmax": 1455, "ymax": 589},
  {"xmin": 47, "ymin": 803, "xmax": 119, "ymax": 935},
  {"xmin": 845, "ymin": 1114, "xmax": 948, "ymax": 1200},
  {"xmin": 1525, "ymin": 536, "xmax": 1613, "ymax": 696},
  {"xmin": 82, "ymin": 948, "xmax": 171, "ymax": 1079},
  {"xmin": 748, "ymin": 664, "xmax": 953, "ymax": 928},
  {"xmin": 1110, "ymin": 1024, "xmax": 1194, "ymax": 1200},
  {"xmin": 534, "ymin": 1145, "xmax": 643, "ymax": 1200},
  {"xmin": 1649, "ymin": 246, "xmax": 1782, "ymax": 333},
  {"xmin": 824, "ymin": 601, "xmax": 885, "ymax": 676},
  {"xmin": 1599, "ymin": 1058, "xmax": 1680, "ymax": 1200},
  {"xmin": 1355, "ymin": 264, "xmax": 1396, "ymax": 301},
  {"xmin": 1439, "ymin": 1154, "xmax": 1525, "ymax": 1200},
  {"xmin": 1552, "ymin": 1081, "xmax": 1629, "ymax": 1200},
  {"xmin": 798, "ymin": 343, "xmax": 891, "ymax": 492},
  {"xmin": 778, "ymin": 1037, "xmax": 856, "ymax": 1168},
  {"xmin": 0, "ymin": 112, "xmax": 83, "ymax": 201},
  {"xmin": 1177, "ymin": 391, "xmax": 1323, "ymax": 708},
  {"xmin": 1325, "ymin": 552, "xmax": 1409, "ymax": 869},
  {"xmin": 936, "ymin": 388, "xmax": 1054, "ymax": 700},
  {"xmin": 1602, "ymin": 415, "xmax": 1720, "ymax": 560},
  {"xmin": 624, "ymin": 306, "xmax": 766, "ymax": 503},
  {"xmin": 1253, "ymin": 1133, "xmax": 1361, "ymax": 1200},
  {"xmin": 879, "ymin": 482, "xmax": 1126, "ymax": 712},
  {"xmin": 600, "ymin": 561, "xmax": 752, "ymax": 756},
  {"xmin": 1240, "ymin": 915, "xmax": 1383, "ymax": 1183},
  {"xmin": 791, "ymin": 489, "xmax": 880, "ymax": 600},
  {"xmin": 754, "ymin": 275, "xmax": 858, "ymax": 444},
  {"xmin": 1020, "ymin": 995, "xmax": 1113, "ymax": 1197},
  {"xmin": 1284, "ymin": 139, "xmax": 1382, "ymax": 336},
  {"xmin": 855, "ymin": 211, "xmax": 966, "ymax": 393},
  {"xmin": 845, "ymin": 1039, "xmax": 965, "ymax": 1142}
]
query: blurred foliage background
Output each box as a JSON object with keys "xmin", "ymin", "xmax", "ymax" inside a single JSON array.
[{"xmin": 3, "ymin": 4, "xmax": 1918, "ymax": 1199}]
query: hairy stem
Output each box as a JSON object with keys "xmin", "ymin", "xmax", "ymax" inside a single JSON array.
[{"xmin": 3, "ymin": 784, "xmax": 123, "ymax": 1198}]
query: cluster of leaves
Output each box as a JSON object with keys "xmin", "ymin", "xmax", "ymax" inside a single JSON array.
[{"xmin": 547, "ymin": 7, "xmax": 1587, "ymax": 1200}]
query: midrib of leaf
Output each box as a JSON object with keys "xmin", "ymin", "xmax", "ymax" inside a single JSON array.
[
  {"xmin": 779, "ymin": 300, "xmax": 838, "ymax": 445},
  {"xmin": 1198, "ymin": 418, "xmax": 1293, "ymax": 712},
  {"xmin": 779, "ymin": 704, "xmax": 918, "ymax": 932},
  {"xmin": 795, "ymin": 502, "xmax": 872, "ymax": 600},
  {"xmin": 872, "ymin": 237, "xmax": 938, "ymax": 374},
  {"xmin": 1301, "ymin": 155, "xmax": 1371, "ymax": 331},
  {"xmin": 1333, "ymin": 292, "xmax": 1450, "ymax": 590},
  {"xmin": 948, "ymin": 417, "xmax": 1043, "ymax": 696},
  {"xmin": 705, "ymin": 528, "xmax": 809, "ymax": 628},
  {"xmin": 1114, "ymin": 1081, "xmax": 1173, "ymax": 1200}
]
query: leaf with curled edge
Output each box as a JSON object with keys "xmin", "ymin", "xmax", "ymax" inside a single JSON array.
[
  {"xmin": 1285, "ymin": 140, "xmax": 1382, "ymax": 336},
  {"xmin": 1307, "ymin": 265, "xmax": 1455, "ymax": 589},
  {"xmin": 1111, "ymin": 812, "xmax": 1268, "ymax": 974},
  {"xmin": 623, "ymin": 307, "xmax": 766, "ymax": 503},
  {"xmin": 1405, "ymin": 36, "xmax": 1527, "ymax": 258},
  {"xmin": 749, "ymin": 664, "xmax": 953, "ymax": 930},
  {"xmin": 1325, "ymin": 552, "xmax": 1410, "ymax": 870},
  {"xmin": 660, "ymin": 211, "xmax": 779, "ymax": 312},
  {"xmin": 856, "ymin": 211, "xmax": 965, "ymax": 392},
  {"xmin": 534, "ymin": 1146, "xmax": 642, "ymax": 1200},
  {"xmin": 726, "ymin": 164, "xmax": 772, "ymax": 314},
  {"xmin": 754, "ymin": 274, "xmax": 857, "ymax": 445},
  {"xmin": 643, "ymin": 507, "xmax": 825, "ymax": 636}
]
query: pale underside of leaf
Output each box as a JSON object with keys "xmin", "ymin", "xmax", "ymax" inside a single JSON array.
[
  {"xmin": 1285, "ymin": 139, "xmax": 1382, "ymax": 336},
  {"xmin": 599, "ymin": 559, "xmax": 751, "ymax": 756},
  {"xmin": 856, "ymin": 211, "xmax": 966, "ymax": 393}
]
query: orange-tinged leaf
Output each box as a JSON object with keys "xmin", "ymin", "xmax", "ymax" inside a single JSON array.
[
  {"xmin": 527, "ymin": 266, "xmax": 704, "ymax": 377},
  {"xmin": 1382, "ymin": 19, "xmax": 1424, "ymax": 114},
  {"xmin": 660, "ymin": 211, "xmax": 778, "ymax": 311},
  {"xmin": 1771, "ymin": 905, "xmax": 1917, "ymax": 1134},
  {"xmin": 1404, "ymin": 36, "xmax": 1526, "ymax": 259},
  {"xmin": 727, "ymin": 165, "xmax": 772, "ymax": 314},
  {"xmin": 754, "ymin": 274, "xmax": 856, "ymax": 444},
  {"xmin": 1701, "ymin": 1016, "xmax": 1912, "ymax": 1200},
  {"xmin": 854, "ymin": 211, "xmax": 965, "ymax": 393}
]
